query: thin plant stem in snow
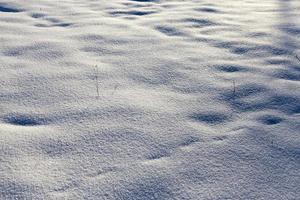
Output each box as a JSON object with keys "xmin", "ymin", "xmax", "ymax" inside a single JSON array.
[{"xmin": 94, "ymin": 65, "xmax": 99, "ymax": 98}]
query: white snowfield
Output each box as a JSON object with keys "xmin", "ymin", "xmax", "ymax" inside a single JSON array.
[{"xmin": 0, "ymin": 0, "xmax": 299, "ymax": 199}]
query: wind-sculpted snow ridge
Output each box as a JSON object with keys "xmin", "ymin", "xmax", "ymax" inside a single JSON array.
[{"xmin": 0, "ymin": 0, "xmax": 299, "ymax": 199}]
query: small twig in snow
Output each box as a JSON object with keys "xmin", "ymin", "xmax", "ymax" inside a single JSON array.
[
  {"xmin": 295, "ymin": 54, "xmax": 300, "ymax": 63},
  {"xmin": 94, "ymin": 65, "xmax": 99, "ymax": 99},
  {"xmin": 232, "ymin": 80, "xmax": 236, "ymax": 99}
]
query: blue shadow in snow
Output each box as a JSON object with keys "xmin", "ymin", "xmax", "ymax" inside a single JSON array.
[{"xmin": 0, "ymin": 4, "xmax": 21, "ymax": 12}]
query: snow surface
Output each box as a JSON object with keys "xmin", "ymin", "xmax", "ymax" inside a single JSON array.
[{"xmin": 0, "ymin": 0, "xmax": 300, "ymax": 199}]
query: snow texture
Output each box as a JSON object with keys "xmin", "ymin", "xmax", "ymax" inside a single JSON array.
[{"xmin": 0, "ymin": 0, "xmax": 300, "ymax": 199}]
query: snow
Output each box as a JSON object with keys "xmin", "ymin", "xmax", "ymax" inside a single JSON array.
[{"xmin": 0, "ymin": 0, "xmax": 299, "ymax": 199}]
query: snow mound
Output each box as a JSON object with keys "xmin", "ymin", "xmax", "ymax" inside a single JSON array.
[{"xmin": 1, "ymin": 0, "xmax": 299, "ymax": 199}]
